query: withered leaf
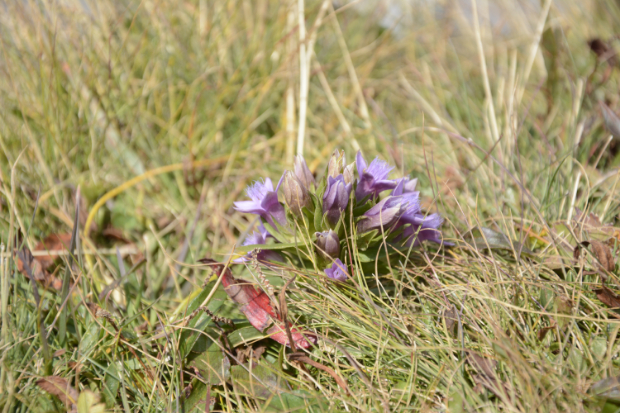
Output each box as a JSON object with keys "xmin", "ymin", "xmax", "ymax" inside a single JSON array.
[
  {"xmin": 36, "ymin": 376, "xmax": 79, "ymax": 407},
  {"xmin": 537, "ymin": 326, "xmax": 555, "ymax": 341},
  {"xmin": 467, "ymin": 354, "xmax": 497, "ymax": 379},
  {"xmin": 442, "ymin": 307, "xmax": 458, "ymax": 335},
  {"xmin": 573, "ymin": 208, "xmax": 616, "ymax": 236},
  {"xmin": 590, "ymin": 240, "xmax": 615, "ymax": 272},
  {"xmin": 467, "ymin": 354, "xmax": 510, "ymax": 398},
  {"xmin": 595, "ymin": 286, "xmax": 620, "ymax": 309},
  {"xmin": 588, "ymin": 38, "xmax": 610, "ymax": 58},
  {"xmin": 199, "ymin": 259, "xmax": 316, "ymax": 349},
  {"xmin": 34, "ymin": 233, "xmax": 73, "ymax": 270},
  {"xmin": 591, "ymin": 376, "xmax": 620, "ymax": 402},
  {"xmin": 580, "ymin": 240, "xmax": 615, "ymax": 272},
  {"xmin": 15, "ymin": 247, "xmax": 62, "ymax": 290}
]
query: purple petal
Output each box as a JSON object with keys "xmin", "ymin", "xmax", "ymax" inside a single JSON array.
[
  {"xmin": 373, "ymin": 179, "xmax": 398, "ymax": 193},
  {"xmin": 366, "ymin": 157, "xmax": 394, "ymax": 181},
  {"xmin": 234, "ymin": 230, "xmax": 284, "ymax": 263},
  {"xmin": 324, "ymin": 258, "xmax": 348, "ymax": 281},
  {"xmin": 392, "ymin": 177, "xmax": 418, "ymax": 196},
  {"xmin": 233, "ymin": 200, "xmax": 264, "ymax": 215},
  {"xmin": 356, "ymin": 151, "xmax": 368, "ymax": 179},
  {"xmin": 246, "ymin": 178, "xmax": 274, "ymax": 202},
  {"xmin": 260, "ymin": 191, "xmax": 287, "ymax": 226}
]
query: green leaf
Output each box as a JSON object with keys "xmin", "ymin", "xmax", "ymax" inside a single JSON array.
[
  {"xmin": 178, "ymin": 281, "xmax": 228, "ymax": 358},
  {"xmin": 183, "ymin": 380, "xmax": 216, "ymax": 413},
  {"xmin": 231, "ymin": 362, "xmax": 326, "ymax": 411},
  {"xmin": 236, "ymin": 241, "xmax": 302, "ymax": 253},
  {"xmin": 313, "ymin": 193, "xmax": 323, "ymax": 232},
  {"xmin": 79, "ymin": 323, "xmax": 102, "ymax": 355},
  {"xmin": 189, "ymin": 339, "xmax": 230, "ymax": 386},
  {"xmin": 102, "ymin": 362, "xmax": 120, "ymax": 407},
  {"xmin": 77, "ymin": 391, "xmax": 106, "ymax": 413},
  {"xmin": 468, "ymin": 227, "xmax": 535, "ymax": 257},
  {"xmin": 227, "ymin": 325, "xmax": 266, "ymax": 347}
]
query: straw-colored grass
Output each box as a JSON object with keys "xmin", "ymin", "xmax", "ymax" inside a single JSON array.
[{"xmin": 1, "ymin": 0, "xmax": 620, "ymax": 411}]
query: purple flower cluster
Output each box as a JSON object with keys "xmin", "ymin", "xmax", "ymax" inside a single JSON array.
[
  {"xmin": 232, "ymin": 150, "xmax": 447, "ymax": 281},
  {"xmin": 355, "ymin": 152, "xmax": 444, "ymax": 247}
]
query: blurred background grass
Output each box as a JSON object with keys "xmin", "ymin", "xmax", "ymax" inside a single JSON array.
[{"xmin": 1, "ymin": 0, "xmax": 620, "ymax": 411}]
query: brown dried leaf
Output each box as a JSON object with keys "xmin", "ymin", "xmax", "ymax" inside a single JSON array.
[
  {"xmin": 467, "ymin": 354, "xmax": 509, "ymax": 398},
  {"xmin": 53, "ymin": 349, "xmax": 67, "ymax": 358},
  {"xmin": 538, "ymin": 326, "xmax": 555, "ymax": 341},
  {"xmin": 34, "ymin": 233, "xmax": 73, "ymax": 270},
  {"xmin": 442, "ymin": 307, "xmax": 458, "ymax": 335},
  {"xmin": 467, "ymin": 354, "xmax": 497, "ymax": 378},
  {"xmin": 590, "ymin": 240, "xmax": 615, "ymax": 272},
  {"xmin": 15, "ymin": 247, "xmax": 62, "ymax": 290},
  {"xmin": 595, "ymin": 286, "xmax": 620, "ymax": 309},
  {"xmin": 589, "ymin": 38, "xmax": 610, "ymax": 58},
  {"xmin": 575, "ymin": 240, "xmax": 616, "ymax": 273},
  {"xmin": 36, "ymin": 376, "xmax": 78, "ymax": 407}
]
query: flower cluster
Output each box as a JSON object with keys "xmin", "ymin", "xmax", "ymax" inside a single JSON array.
[{"xmin": 233, "ymin": 150, "xmax": 447, "ymax": 280}]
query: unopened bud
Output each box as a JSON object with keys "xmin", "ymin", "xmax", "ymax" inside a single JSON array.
[
  {"xmin": 282, "ymin": 171, "xmax": 311, "ymax": 216},
  {"xmin": 327, "ymin": 149, "xmax": 345, "ymax": 178},
  {"xmin": 343, "ymin": 162, "xmax": 355, "ymax": 185},
  {"xmin": 315, "ymin": 230, "xmax": 340, "ymax": 259},
  {"xmin": 294, "ymin": 155, "xmax": 315, "ymax": 188}
]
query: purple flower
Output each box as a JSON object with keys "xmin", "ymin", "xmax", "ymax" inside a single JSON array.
[
  {"xmin": 233, "ymin": 177, "xmax": 287, "ymax": 227},
  {"xmin": 397, "ymin": 213, "xmax": 445, "ymax": 246},
  {"xmin": 357, "ymin": 196, "xmax": 405, "ymax": 233},
  {"xmin": 355, "ymin": 151, "xmax": 397, "ymax": 202},
  {"xmin": 324, "ymin": 258, "xmax": 348, "ymax": 281},
  {"xmin": 234, "ymin": 224, "xmax": 284, "ymax": 263},
  {"xmin": 323, "ymin": 175, "xmax": 352, "ymax": 226},
  {"xmin": 392, "ymin": 177, "xmax": 418, "ymax": 195},
  {"xmin": 315, "ymin": 230, "xmax": 340, "ymax": 259}
]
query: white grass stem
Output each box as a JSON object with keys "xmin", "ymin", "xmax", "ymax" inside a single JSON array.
[
  {"xmin": 471, "ymin": 0, "xmax": 500, "ymax": 146},
  {"xmin": 297, "ymin": 0, "xmax": 308, "ymax": 156},
  {"xmin": 329, "ymin": 2, "xmax": 370, "ymax": 129},
  {"xmin": 517, "ymin": 0, "xmax": 552, "ymax": 106},
  {"xmin": 567, "ymin": 171, "xmax": 581, "ymax": 222},
  {"xmin": 286, "ymin": 1, "xmax": 296, "ymax": 165}
]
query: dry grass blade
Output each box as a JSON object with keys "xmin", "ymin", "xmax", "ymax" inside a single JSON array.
[{"xmin": 288, "ymin": 352, "xmax": 349, "ymax": 395}]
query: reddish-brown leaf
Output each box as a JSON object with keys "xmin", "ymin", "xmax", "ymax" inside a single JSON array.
[
  {"xmin": 595, "ymin": 286, "xmax": 620, "ymax": 309},
  {"xmin": 36, "ymin": 376, "xmax": 78, "ymax": 407},
  {"xmin": 590, "ymin": 240, "xmax": 615, "ymax": 272},
  {"xmin": 15, "ymin": 247, "xmax": 62, "ymax": 290},
  {"xmin": 34, "ymin": 233, "xmax": 73, "ymax": 270},
  {"xmin": 537, "ymin": 326, "xmax": 555, "ymax": 341},
  {"xmin": 201, "ymin": 259, "xmax": 316, "ymax": 349}
]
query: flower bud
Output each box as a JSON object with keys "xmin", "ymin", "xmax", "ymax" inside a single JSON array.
[
  {"xmin": 327, "ymin": 149, "xmax": 345, "ymax": 178},
  {"xmin": 343, "ymin": 162, "xmax": 355, "ymax": 185},
  {"xmin": 315, "ymin": 230, "xmax": 340, "ymax": 259},
  {"xmin": 294, "ymin": 155, "xmax": 315, "ymax": 188},
  {"xmin": 282, "ymin": 171, "xmax": 311, "ymax": 216},
  {"xmin": 322, "ymin": 175, "xmax": 352, "ymax": 226}
]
